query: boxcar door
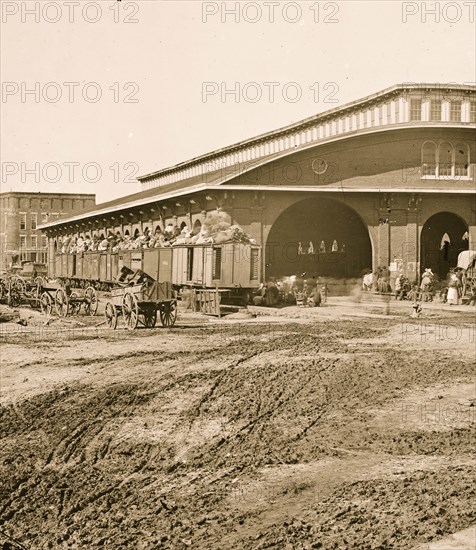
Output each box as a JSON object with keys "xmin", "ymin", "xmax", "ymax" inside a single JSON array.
[
  {"xmin": 99, "ymin": 254, "xmax": 107, "ymax": 282},
  {"xmin": 158, "ymin": 248, "xmax": 173, "ymax": 283},
  {"xmin": 143, "ymin": 248, "xmax": 159, "ymax": 281}
]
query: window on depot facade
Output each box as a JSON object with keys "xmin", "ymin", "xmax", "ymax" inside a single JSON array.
[
  {"xmin": 454, "ymin": 143, "xmax": 470, "ymax": 177},
  {"xmin": 438, "ymin": 142, "xmax": 453, "ymax": 176},
  {"xmin": 422, "ymin": 142, "xmax": 437, "ymax": 176},
  {"xmin": 421, "ymin": 140, "xmax": 470, "ymax": 179}
]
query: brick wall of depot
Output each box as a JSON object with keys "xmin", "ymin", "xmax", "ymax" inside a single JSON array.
[
  {"xmin": 228, "ymin": 190, "xmax": 473, "ymax": 282},
  {"xmin": 229, "ymin": 127, "xmax": 475, "ymax": 192}
]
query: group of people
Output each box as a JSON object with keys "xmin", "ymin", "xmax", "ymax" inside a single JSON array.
[
  {"xmin": 444, "ymin": 267, "xmax": 469, "ymax": 305},
  {"xmin": 55, "ymin": 213, "xmax": 257, "ymax": 255},
  {"xmin": 252, "ymin": 276, "xmax": 323, "ymax": 307},
  {"xmin": 297, "ymin": 240, "xmax": 345, "ymax": 255},
  {"xmin": 393, "ymin": 267, "xmax": 473, "ymax": 305},
  {"xmin": 56, "ymin": 226, "xmax": 180, "ymax": 255},
  {"xmin": 362, "ymin": 266, "xmax": 392, "ymax": 293}
]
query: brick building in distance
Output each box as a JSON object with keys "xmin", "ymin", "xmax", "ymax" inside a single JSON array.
[{"xmin": 0, "ymin": 192, "xmax": 95, "ymax": 273}]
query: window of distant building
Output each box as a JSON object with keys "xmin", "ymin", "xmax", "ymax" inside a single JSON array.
[
  {"xmin": 20, "ymin": 235, "xmax": 27, "ymax": 249},
  {"xmin": 421, "ymin": 140, "xmax": 470, "ymax": 180},
  {"xmin": 41, "ymin": 212, "xmax": 49, "ymax": 223},
  {"xmin": 430, "ymin": 100, "xmax": 442, "ymax": 121},
  {"xmin": 450, "ymin": 101, "xmax": 462, "ymax": 122},
  {"xmin": 31, "ymin": 213, "xmax": 37, "ymax": 230},
  {"xmin": 31, "ymin": 235, "xmax": 37, "ymax": 249},
  {"xmin": 41, "ymin": 235, "xmax": 47, "ymax": 248},
  {"xmin": 410, "ymin": 99, "xmax": 422, "ymax": 121},
  {"xmin": 19, "ymin": 213, "xmax": 27, "ymax": 231}
]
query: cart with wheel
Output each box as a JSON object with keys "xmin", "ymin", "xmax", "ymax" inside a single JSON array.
[
  {"xmin": 36, "ymin": 280, "xmax": 98, "ymax": 317},
  {"xmin": 5, "ymin": 274, "xmax": 43, "ymax": 309},
  {"xmin": 104, "ymin": 268, "xmax": 177, "ymax": 330}
]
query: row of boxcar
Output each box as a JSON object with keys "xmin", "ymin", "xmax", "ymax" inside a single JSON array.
[{"xmin": 50, "ymin": 242, "xmax": 262, "ymax": 301}]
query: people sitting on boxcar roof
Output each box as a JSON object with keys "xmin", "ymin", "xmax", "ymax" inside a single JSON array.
[
  {"xmin": 61, "ymin": 236, "xmax": 71, "ymax": 254},
  {"xmin": 76, "ymin": 236, "xmax": 85, "ymax": 253},
  {"xmin": 55, "ymin": 213, "xmax": 259, "ymax": 253}
]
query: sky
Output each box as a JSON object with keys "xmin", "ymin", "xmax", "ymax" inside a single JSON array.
[{"xmin": 1, "ymin": 0, "xmax": 475, "ymax": 203}]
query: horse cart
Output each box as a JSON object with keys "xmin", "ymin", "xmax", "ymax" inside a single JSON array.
[
  {"xmin": 105, "ymin": 268, "xmax": 177, "ymax": 330},
  {"xmin": 38, "ymin": 280, "xmax": 99, "ymax": 317},
  {"xmin": 457, "ymin": 250, "xmax": 476, "ymax": 305}
]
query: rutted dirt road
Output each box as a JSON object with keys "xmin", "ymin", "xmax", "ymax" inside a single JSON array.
[{"xmin": 0, "ymin": 303, "xmax": 475, "ymax": 549}]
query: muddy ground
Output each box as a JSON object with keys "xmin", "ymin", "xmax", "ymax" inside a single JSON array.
[{"xmin": 0, "ymin": 299, "xmax": 475, "ymax": 549}]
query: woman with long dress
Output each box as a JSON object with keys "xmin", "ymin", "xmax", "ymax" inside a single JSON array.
[{"xmin": 447, "ymin": 271, "xmax": 459, "ymax": 305}]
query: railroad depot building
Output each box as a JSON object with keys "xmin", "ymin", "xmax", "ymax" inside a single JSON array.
[
  {"xmin": 41, "ymin": 83, "xmax": 476, "ymax": 285},
  {"xmin": 0, "ymin": 192, "xmax": 95, "ymax": 272}
]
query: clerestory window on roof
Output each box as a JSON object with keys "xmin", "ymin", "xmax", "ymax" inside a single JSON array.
[
  {"xmin": 410, "ymin": 99, "xmax": 422, "ymax": 121},
  {"xmin": 450, "ymin": 101, "xmax": 462, "ymax": 122},
  {"xmin": 470, "ymin": 102, "xmax": 476, "ymax": 123},
  {"xmin": 430, "ymin": 100, "xmax": 442, "ymax": 121}
]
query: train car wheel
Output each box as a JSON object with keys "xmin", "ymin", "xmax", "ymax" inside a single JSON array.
[
  {"xmin": 241, "ymin": 290, "xmax": 251, "ymax": 307},
  {"xmin": 105, "ymin": 302, "xmax": 118, "ymax": 329},
  {"xmin": 122, "ymin": 292, "xmax": 139, "ymax": 330},
  {"xmin": 160, "ymin": 300, "xmax": 177, "ymax": 327}
]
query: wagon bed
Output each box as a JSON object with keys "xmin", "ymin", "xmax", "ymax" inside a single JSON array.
[{"xmin": 105, "ymin": 268, "xmax": 177, "ymax": 330}]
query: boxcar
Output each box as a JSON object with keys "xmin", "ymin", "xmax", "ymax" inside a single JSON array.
[
  {"xmin": 172, "ymin": 243, "xmax": 261, "ymax": 290},
  {"xmin": 50, "ymin": 243, "xmax": 261, "ymax": 310}
]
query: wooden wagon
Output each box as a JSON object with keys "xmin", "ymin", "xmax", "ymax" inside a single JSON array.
[
  {"xmin": 104, "ymin": 268, "xmax": 177, "ymax": 330},
  {"xmin": 38, "ymin": 280, "xmax": 98, "ymax": 317},
  {"xmin": 3, "ymin": 274, "xmax": 43, "ymax": 308}
]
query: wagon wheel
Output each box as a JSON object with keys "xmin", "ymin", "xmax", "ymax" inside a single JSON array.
[
  {"xmin": 31, "ymin": 282, "xmax": 43, "ymax": 309},
  {"xmin": 33, "ymin": 276, "xmax": 44, "ymax": 289},
  {"xmin": 10, "ymin": 275, "xmax": 26, "ymax": 294},
  {"xmin": 160, "ymin": 300, "xmax": 177, "ymax": 327},
  {"xmin": 7, "ymin": 288, "xmax": 21, "ymax": 308},
  {"xmin": 40, "ymin": 292, "xmax": 53, "ymax": 315},
  {"xmin": 122, "ymin": 292, "xmax": 139, "ymax": 330},
  {"xmin": 104, "ymin": 302, "xmax": 118, "ymax": 329},
  {"xmin": 0, "ymin": 282, "xmax": 6, "ymax": 303},
  {"xmin": 144, "ymin": 307, "xmax": 157, "ymax": 328},
  {"xmin": 55, "ymin": 288, "xmax": 70, "ymax": 317},
  {"xmin": 69, "ymin": 292, "xmax": 82, "ymax": 316},
  {"xmin": 83, "ymin": 286, "xmax": 98, "ymax": 316}
]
